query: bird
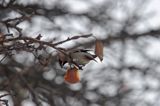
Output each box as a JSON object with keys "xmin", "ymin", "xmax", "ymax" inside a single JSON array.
[{"xmin": 58, "ymin": 49, "xmax": 97, "ymax": 69}]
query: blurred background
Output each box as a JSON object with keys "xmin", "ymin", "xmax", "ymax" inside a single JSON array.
[{"xmin": 0, "ymin": 0, "xmax": 160, "ymax": 106}]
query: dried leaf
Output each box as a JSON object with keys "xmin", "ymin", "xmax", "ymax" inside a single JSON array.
[
  {"xmin": 57, "ymin": 48, "xmax": 68, "ymax": 67},
  {"xmin": 58, "ymin": 52, "xmax": 66, "ymax": 62},
  {"xmin": 0, "ymin": 33, "xmax": 5, "ymax": 44},
  {"xmin": 64, "ymin": 66, "xmax": 80, "ymax": 84},
  {"xmin": 95, "ymin": 40, "xmax": 103, "ymax": 61}
]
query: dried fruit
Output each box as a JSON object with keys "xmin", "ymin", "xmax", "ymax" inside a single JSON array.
[
  {"xmin": 95, "ymin": 40, "xmax": 103, "ymax": 61},
  {"xmin": 64, "ymin": 66, "xmax": 80, "ymax": 84},
  {"xmin": 0, "ymin": 33, "xmax": 5, "ymax": 44},
  {"xmin": 58, "ymin": 51, "xmax": 67, "ymax": 67}
]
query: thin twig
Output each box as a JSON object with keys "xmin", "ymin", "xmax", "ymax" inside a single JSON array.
[
  {"xmin": 0, "ymin": 94, "xmax": 11, "ymax": 106},
  {"xmin": 2, "ymin": 34, "xmax": 93, "ymax": 56},
  {"xmin": 0, "ymin": 55, "xmax": 7, "ymax": 63},
  {"xmin": 17, "ymin": 73, "xmax": 42, "ymax": 106},
  {"xmin": 3, "ymin": 33, "xmax": 93, "ymax": 47},
  {"xmin": 0, "ymin": 99, "xmax": 9, "ymax": 106},
  {"xmin": 53, "ymin": 33, "xmax": 92, "ymax": 46},
  {"xmin": 0, "ymin": 94, "xmax": 11, "ymax": 99}
]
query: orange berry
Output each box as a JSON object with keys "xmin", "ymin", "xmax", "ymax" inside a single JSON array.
[{"xmin": 64, "ymin": 66, "xmax": 80, "ymax": 84}]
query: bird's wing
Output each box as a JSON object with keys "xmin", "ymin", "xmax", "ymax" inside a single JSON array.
[{"xmin": 71, "ymin": 49, "xmax": 93, "ymax": 53}]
